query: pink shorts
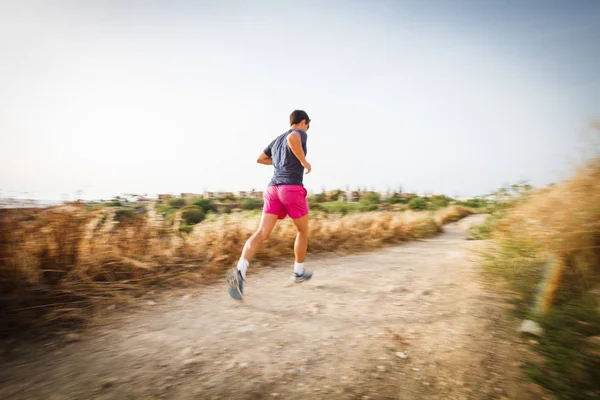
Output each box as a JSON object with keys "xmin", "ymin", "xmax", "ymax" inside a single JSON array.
[{"xmin": 263, "ymin": 185, "xmax": 309, "ymax": 220}]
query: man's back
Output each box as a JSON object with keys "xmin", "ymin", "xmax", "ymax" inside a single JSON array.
[{"xmin": 264, "ymin": 129, "xmax": 308, "ymax": 187}]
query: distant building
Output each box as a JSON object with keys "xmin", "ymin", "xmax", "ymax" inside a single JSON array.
[
  {"xmin": 235, "ymin": 191, "xmax": 251, "ymax": 198},
  {"xmin": 203, "ymin": 192, "xmax": 221, "ymax": 199},
  {"xmin": 234, "ymin": 190, "xmax": 265, "ymax": 199},
  {"xmin": 158, "ymin": 194, "xmax": 173, "ymax": 204},
  {"xmin": 344, "ymin": 190, "xmax": 360, "ymax": 202},
  {"xmin": 202, "ymin": 191, "xmax": 235, "ymax": 199},
  {"xmin": 181, "ymin": 193, "xmax": 200, "ymax": 200},
  {"xmin": 379, "ymin": 191, "xmax": 392, "ymax": 201}
]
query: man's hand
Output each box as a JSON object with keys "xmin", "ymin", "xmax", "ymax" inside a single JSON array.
[
  {"xmin": 257, "ymin": 152, "xmax": 273, "ymax": 165},
  {"xmin": 303, "ymin": 161, "xmax": 312, "ymax": 174}
]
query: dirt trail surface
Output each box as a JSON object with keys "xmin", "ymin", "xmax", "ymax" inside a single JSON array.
[{"xmin": 1, "ymin": 215, "xmax": 552, "ymax": 400}]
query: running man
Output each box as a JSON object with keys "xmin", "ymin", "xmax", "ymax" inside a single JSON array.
[{"xmin": 227, "ymin": 110, "xmax": 313, "ymax": 300}]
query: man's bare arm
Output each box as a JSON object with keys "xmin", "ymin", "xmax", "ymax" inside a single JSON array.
[
  {"xmin": 257, "ymin": 152, "xmax": 273, "ymax": 165},
  {"xmin": 287, "ymin": 132, "xmax": 311, "ymax": 174}
]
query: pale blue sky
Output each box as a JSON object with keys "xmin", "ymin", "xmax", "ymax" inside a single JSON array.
[{"xmin": 1, "ymin": 0, "xmax": 599, "ymax": 200}]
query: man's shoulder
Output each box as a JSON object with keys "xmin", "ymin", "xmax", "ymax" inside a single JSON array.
[{"xmin": 288, "ymin": 129, "xmax": 307, "ymax": 138}]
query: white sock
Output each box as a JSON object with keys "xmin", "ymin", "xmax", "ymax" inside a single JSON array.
[
  {"xmin": 237, "ymin": 258, "xmax": 249, "ymax": 280},
  {"xmin": 294, "ymin": 262, "xmax": 304, "ymax": 276}
]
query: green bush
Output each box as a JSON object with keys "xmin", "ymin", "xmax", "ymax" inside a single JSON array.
[
  {"xmin": 428, "ymin": 195, "xmax": 451, "ymax": 210},
  {"xmin": 309, "ymin": 193, "xmax": 327, "ymax": 203},
  {"xmin": 362, "ymin": 192, "xmax": 381, "ymax": 203},
  {"xmin": 192, "ymin": 198, "xmax": 217, "ymax": 214},
  {"xmin": 179, "ymin": 224, "xmax": 194, "ymax": 234},
  {"xmin": 387, "ymin": 197, "xmax": 406, "ymax": 204},
  {"xmin": 318, "ymin": 201, "xmax": 378, "ymax": 215},
  {"xmin": 182, "ymin": 206, "xmax": 205, "ymax": 225},
  {"xmin": 156, "ymin": 204, "xmax": 177, "ymax": 218},
  {"xmin": 168, "ymin": 198, "xmax": 186, "ymax": 208},
  {"xmin": 309, "ymin": 203, "xmax": 326, "ymax": 213},
  {"xmin": 408, "ymin": 197, "xmax": 427, "ymax": 210},
  {"xmin": 241, "ymin": 198, "xmax": 262, "ymax": 210},
  {"xmin": 460, "ymin": 198, "xmax": 488, "ymax": 208},
  {"xmin": 359, "ymin": 199, "xmax": 379, "ymax": 212},
  {"xmin": 114, "ymin": 209, "xmax": 136, "ymax": 222},
  {"xmin": 106, "ymin": 201, "xmax": 122, "ymax": 207},
  {"xmin": 320, "ymin": 202, "xmax": 349, "ymax": 215}
]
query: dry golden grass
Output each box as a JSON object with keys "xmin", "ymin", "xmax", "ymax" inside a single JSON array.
[
  {"xmin": 0, "ymin": 204, "xmax": 472, "ymax": 333},
  {"xmin": 494, "ymin": 157, "xmax": 600, "ymax": 268}
]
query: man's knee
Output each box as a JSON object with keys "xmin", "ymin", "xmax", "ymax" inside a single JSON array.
[
  {"xmin": 296, "ymin": 225, "xmax": 308, "ymax": 235},
  {"xmin": 255, "ymin": 228, "xmax": 271, "ymax": 241}
]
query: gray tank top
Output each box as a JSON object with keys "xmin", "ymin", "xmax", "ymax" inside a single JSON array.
[{"xmin": 263, "ymin": 129, "xmax": 308, "ymax": 186}]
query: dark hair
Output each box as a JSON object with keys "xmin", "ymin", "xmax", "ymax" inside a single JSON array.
[{"xmin": 289, "ymin": 110, "xmax": 310, "ymax": 125}]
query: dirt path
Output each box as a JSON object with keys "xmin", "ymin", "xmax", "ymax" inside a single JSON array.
[{"xmin": 0, "ymin": 215, "xmax": 552, "ymax": 400}]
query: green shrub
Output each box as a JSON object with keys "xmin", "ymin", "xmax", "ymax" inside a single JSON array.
[
  {"xmin": 362, "ymin": 192, "xmax": 381, "ymax": 203},
  {"xmin": 192, "ymin": 198, "xmax": 217, "ymax": 214},
  {"xmin": 168, "ymin": 198, "xmax": 186, "ymax": 208},
  {"xmin": 330, "ymin": 190, "xmax": 343, "ymax": 201},
  {"xmin": 309, "ymin": 203, "xmax": 326, "ymax": 213},
  {"xmin": 460, "ymin": 198, "xmax": 488, "ymax": 208},
  {"xmin": 387, "ymin": 197, "xmax": 406, "ymax": 204},
  {"xmin": 114, "ymin": 209, "xmax": 136, "ymax": 222},
  {"xmin": 179, "ymin": 224, "xmax": 194, "ymax": 234},
  {"xmin": 181, "ymin": 206, "xmax": 205, "ymax": 225},
  {"xmin": 408, "ymin": 197, "xmax": 427, "ymax": 210},
  {"xmin": 241, "ymin": 198, "xmax": 262, "ymax": 210},
  {"xmin": 318, "ymin": 201, "xmax": 378, "ymax": 215},
  {"xmin": 359, "ymin": 200, "xmax": 379, "ymax": 212},
  {"xmin": 427, "ymin": 195, "xmax": 451, "ymax": 210},
  {"xmin": 320, "ymin": 202, "xmax": 349, "ymax": 215},
  {"xmin": 156, "ymin": 204, "xmax": 177, "ymax": 218},
  {"xmin": 106, "ymin": 201, "xmax": 122, "ymax": 207},
  {"xmin": 309, "ymin": 193, "xmax": 327, "ymax": 203}
]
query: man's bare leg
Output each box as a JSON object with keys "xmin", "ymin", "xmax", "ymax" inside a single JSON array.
[
  {"xmin": 291, "ymin": 214, "xmax": 312, "ymax": 281},
  {"xmin": 237, "ymin": 212, "xmax": 279, "ymax": 278},
  {"xmin": 292, "ymin": 214, "xmax": 309, "ymax": 263},
  {"xmin": 228, "ymin": 212, "xmax": 279, "ymax": 300}
]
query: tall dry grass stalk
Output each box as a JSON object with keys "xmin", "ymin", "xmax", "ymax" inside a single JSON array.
[{"xmin": 0, "ymin": 205, "xmax": 472, "ymax": 332}]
